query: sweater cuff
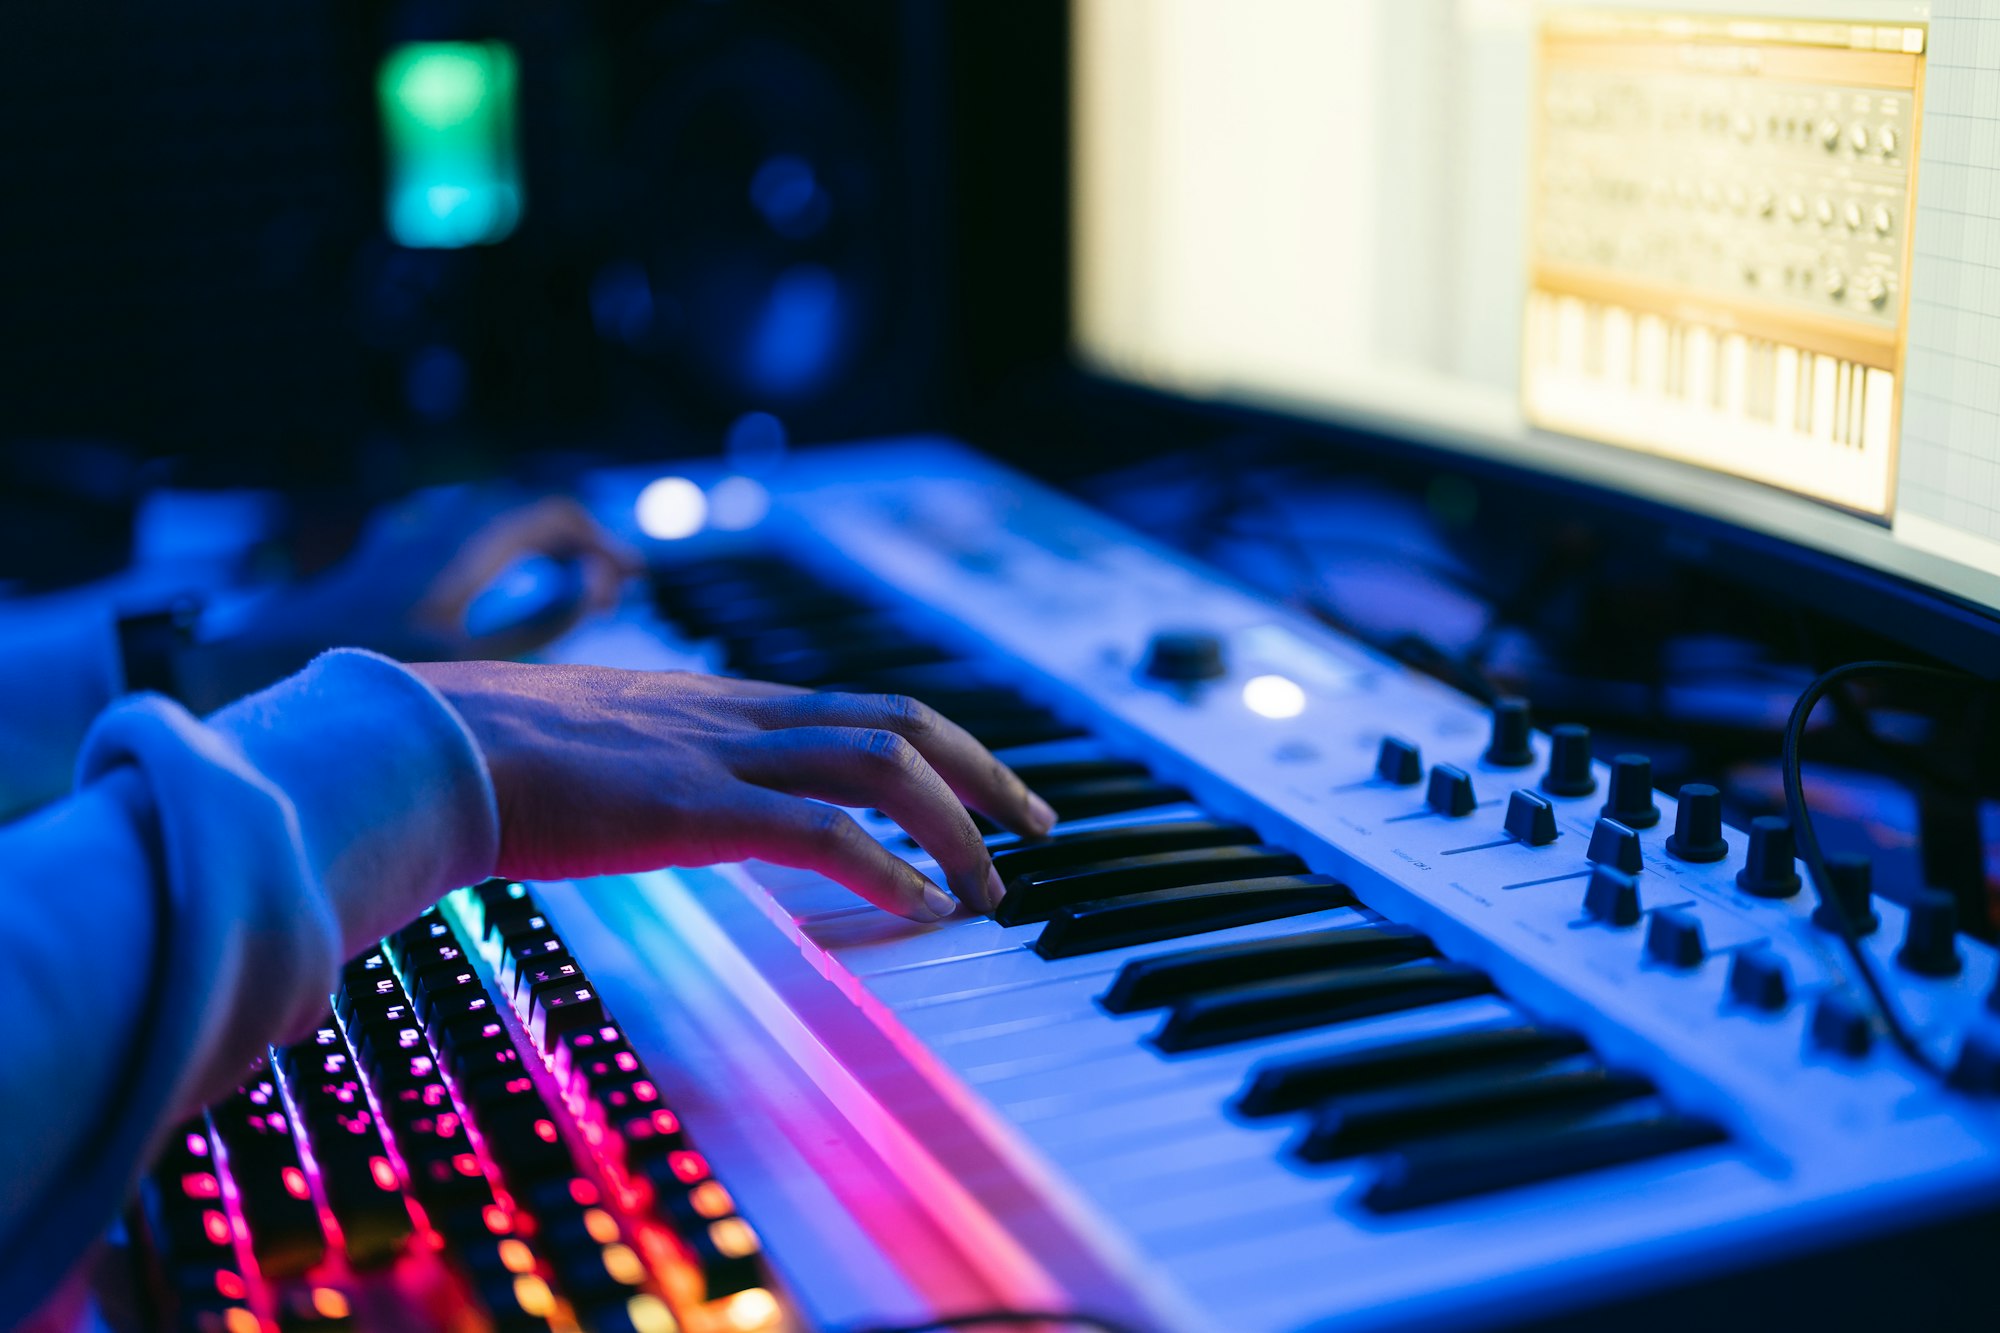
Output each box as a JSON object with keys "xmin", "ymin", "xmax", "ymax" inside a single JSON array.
[{"xmin": 206, "ymin": 649, "xmax": 501, "ymax": 952}]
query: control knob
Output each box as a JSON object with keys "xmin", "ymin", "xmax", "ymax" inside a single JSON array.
[
  {"xmin": 1483, "ymin": 697, "xmax": 1535, "ymax": 768},
  {"xmin": 1665, "ymin": 784, "xmax": 1729, "ymax": 863},
  {"xmin": 1600, "ymin": 754, "xmax": 1660, "ymax": 829},
  {"xmin": 1142, "ymin": 630, "xmax": 1227, "ymax": 684},
  {"xmin": 1540, "ymin": 724, "xmax": 1596, "ymax": 798},
  {"xmin": 1736, "ymin": 816, "xmax": 1802, "ymax": 899},
  {"xmin": 1897, "ymin": 889, "xmax": 1963, "ymax": 978}
]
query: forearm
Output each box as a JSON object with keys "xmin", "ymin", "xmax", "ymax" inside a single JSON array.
[{"xmin": 0, "ymin": 650, "xmax": 499, "ymax": 1317}]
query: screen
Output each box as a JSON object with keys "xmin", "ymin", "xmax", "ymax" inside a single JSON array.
[{"xmin": 1073, "ymin": 0, "xmax": 2000, "ymax": 617}]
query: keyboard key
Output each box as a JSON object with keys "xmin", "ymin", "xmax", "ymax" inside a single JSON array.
[
  {"xmin": 1151, "ymin": 960, "xmax": 1490, "ymax": 1052},
  {"xmin": 1101, "ymin": 925, "xmax": 1435, "ymax": 1013},
  {"xmin": 1033, "ymin": 776, "xmax": 1194, "ymax": 822},
  {"xmin": 1035, "ymin": 875, "xmax": 1353, "ymax": 960},
  {"xmin": 992, "ymin": 820, "xmax": 1255, "ymax": 885},
  {"xmin": 1236, "ymin": 1024, "xmax": 1590, "ymax": 1117},
  {"xmin": 1295, "ymin": 1065, "xmax": 1654, "ymax": 1161},
  {"xmin": 997, "ymin": 845, "xmax": 1308, "ymax": 926},
  {"xmin": 1362, "ymin": 1112, "xmax": 1727, "ymax": 1213}
]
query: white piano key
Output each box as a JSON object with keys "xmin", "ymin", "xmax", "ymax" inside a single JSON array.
[
  {"xmin": 1686, "ymin": 326, "xmax": 1714, "ymax": 408},
  {"xmin": 1636, "ymin": 314, "xmax": 1667, "ymax": 396},
  {"xmin": 1812, "ymin": 353, "xmax": 1838, "ymax": 441},
  {"xmin": 1774, "ymin": 346, "xmax": 1800, "ymax": 434},
  {"xmin": 1722, "ymin": 333, "xmax": 1748, "ymax": 417},
  {"xmin": 1604, "ymin": 306, "xmax": 1634, "ymax": 386},
  {"xmin": 1557, "ymin": 297, "xmax": 1587, "ymax": 375}
]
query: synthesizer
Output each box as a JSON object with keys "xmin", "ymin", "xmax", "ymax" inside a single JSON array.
[
  {"xmin": 543, "ymin": 440, "xmax": 2000, "ymax": 1331},
  {"xmin": 124, "ymin": 440, "xmax": 2000, "ymax": 1332}
]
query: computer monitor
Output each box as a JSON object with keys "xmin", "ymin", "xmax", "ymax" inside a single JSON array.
[{"xmin": 1071, "ymin": 0, "xmax": 2000, "ymax": 632}]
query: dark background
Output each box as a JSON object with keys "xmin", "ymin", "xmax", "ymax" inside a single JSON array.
[{"xmin": 1, "ymin": 0, "xmax": 1996, "ymax": 929}]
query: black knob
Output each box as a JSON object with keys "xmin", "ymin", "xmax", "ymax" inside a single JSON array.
[
  {"xmin": 1947, "ymin": 1030, "xmax": 2000, "ymax": 1096},
  {"xmin": 1484, "ymin": 697, "xmax": 1535, "ymax": 768},
  {"xmin": 1897, "ymin": 888, "xmax": 1963, "ymax": 978},
  {"xmin": 1812, "ymin": 854, "xmax": 1880, "ymax": 936},
  {"xmin": 1727, "ymin": 948, "xmax": 1791, "ymax": 1012},
  {"xmin": 1426, "ymin": 764, "xmax": 1476, "ymax": 818},
  {"xmin": 1539, "ymin": 724, "xmax": 1596, "ymax": 798},
  {"xmin": 1665, "ymin": 784, "xmax": 1729, "ymax": 863},
  {"xmin": 1600, "ymin": 754, "xmax": 1661, "ymax": 830},
  {"xmin": 1810, "ymin": 992, "xmax": 1873, "ymax": 1058},
  {"xmin": 1735, "ymin": 816, "xmax": 1802, "ymax": 899},
  {"xmin": 1142, "ymin": 629, "xmax": 1227, "ymax": 683},
  {"xmin": 1375, "ymin": 736, "xmax": 1423, "ymax": 786},
  {"xmin": 1503, "ymin": 790, "xmax": 1559, "ymax": 846},
  {"xmin": 1645, "ymin": 908, "xmax": 1706, "ymax": 968},
  {"xmin": 1586, "ymin": 818, "xmax": 1643, "ymax": 874},
  {"xmin": 1583, "ymin": 865, "xmax": 1642, "ymax": 927}
]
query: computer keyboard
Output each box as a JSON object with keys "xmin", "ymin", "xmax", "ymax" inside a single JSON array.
[{"xmin": 135, "ymin": 886, "xmax": 779, "ymax": 1332}]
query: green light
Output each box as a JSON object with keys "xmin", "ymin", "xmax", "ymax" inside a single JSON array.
[{"xmin": 378, "ymin": 41, "xmax": 523, "ymax": 248}]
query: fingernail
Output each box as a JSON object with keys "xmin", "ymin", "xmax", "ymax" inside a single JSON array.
[
  {"xmin": 1027, "ymin": 792, "xmax": 1058, "ymax": 833},
  {"xmin": 986, "ymin": 866, "xmax": 1008, "ymax": 914},
  {"xmin": 922, "ymin": 884, "xmax": 959, "ymax": 920}
]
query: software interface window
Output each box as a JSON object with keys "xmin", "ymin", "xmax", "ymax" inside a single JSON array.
[{"xmin": 1075, "ymin": 0, "xmax": 2000, "ymax": 604}]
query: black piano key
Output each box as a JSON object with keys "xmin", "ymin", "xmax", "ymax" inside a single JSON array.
[
  {"xmin": 959, "ymin": 713, "xmax": 1092, "ymax": 750},
  {"xmin": 991, "ymin": 819, "xmax": 1256, "ymax": 886},
  {"xmin": 1362, "ymin": 1113, "xmax": 1728, "ymax": 1213},
  {"xmin": 1102, "ymin": 925, "xmax": 1436, "ymax": 1013},
  {"xmin": 742, "ymin": 640, "xmax": 953, "ymax": 687},
  {"xmin": 1151, "ymin": 960, "xmax": 1490, "ymax": 1053},
  {"xmin": 1007, "ymin": 757, "xmax": 1152, "ymax": 789},
  {"xmin": 1032, "ymin": 775, "xmax": 1193, "ymax": 822},
  {"xmin": 996, "ymin": 844, "xmax": 1307, "ymax": 926},
  {"xmin": 1035, "ymin": 874, "xmax": 1353, "ymax": 961},
  {"xmin": 1236, "ymin": 1024, "xmax": 1590, "ymax": 1117},
  {"xmin": 1295, "ymin": 1065, "xmax": 1654, "ymax": 1162}
]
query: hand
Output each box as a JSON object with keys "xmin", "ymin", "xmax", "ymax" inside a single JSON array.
[
  {"xmin": 410, "ymin": 661, "xmax": 1058, "ymax": 922},
  {"xmin": 254, "ymin": 491, "xmax": 645, "ymax": 661},
  {"xmin": 186, "ymin": 494, "xmax": 643, "ymax": 710}
]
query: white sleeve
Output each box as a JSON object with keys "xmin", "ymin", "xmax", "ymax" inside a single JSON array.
[{"xmin": 0, "ymin": 649, "xmax": 499, "ymax": 1317}]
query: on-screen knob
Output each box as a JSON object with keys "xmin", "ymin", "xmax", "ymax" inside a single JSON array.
[
  {"xmin": 1810, "ymin": 992, "xmax": 1873, "ymax": 1057},
  {"xmin": 1646, "ymin": 909, "xmax": 1707, "ymax": 969},
  {"xmin": 1736, "ymin": 816, "xmax": 1802, "ymax": 899},
  {"xmin": 1484, "ymin": 697, "xmax": 1535, "ymax": 768},
  {"xmin": 1728, "ymin": 948, "xmax": 1791, "ymax": 1012},
  {"xmin": 1600, "ymin": 754, "xmax": 1660, "ymax": 829},
  {"xmin": 1540, "ymin": 724, "xmax": 1597, "ymax": 798},
  {"xmin": 1376, "ymin": 736, "xmax": 1423, "ymax": 786},
  {"xmin": 1586, "ymin": 817, "xmax": 1644, "ymax": 874},
  {"xmin": 1426, "ymin": 764, "xmax": 1476, "ymax": 818},
  {"xmin": 1897, "ymin": 888, "xmax": 1963, "ymax": 978},
  {"xmin": 1666, "ymin": 784, "xmax": 1729, "ymax": 863},
  {"xmin": 1142, "ymin": 630, "xmax": 1227, "ymax": 684},
  {"xmin": 1583, "ymin": 865, "xmax": 1642, "ymax": 927},
  {"xmin": 1504, "ymin": 790, "xmax": 1559, "ymax": 846},
  {"xmin": 1812, "ymin": 853, "xmax": 1879, "ymax": 936}
]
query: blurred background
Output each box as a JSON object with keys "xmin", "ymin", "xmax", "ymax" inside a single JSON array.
[{"xmin": 1, "ymin": 0, "xmax": 1994, "ymax": 928}]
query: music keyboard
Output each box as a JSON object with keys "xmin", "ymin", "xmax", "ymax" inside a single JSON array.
[{"xmin": 527, "ymin": 440, "xmax": 2000, "ymax": 1332}]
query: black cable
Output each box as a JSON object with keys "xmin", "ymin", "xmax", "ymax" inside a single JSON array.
[
  {"xmin": 845, "ymin": 1311, "xmax": 1143, "ymax": 1333},
  {"xmin": 1780, "ymin": 659, "xmax": 1982, "ymax": 1081}
]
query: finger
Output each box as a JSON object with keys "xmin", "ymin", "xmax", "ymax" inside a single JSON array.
[
  {"xmin": 434, "ymin": 497, "xmax": 642, "ymax": 616},
  {"xmin": 755, "ymin": 692, "xmax": 1056, "ymax": 838},
  {"xmin": 736, "ymin": 727, "xmax": 1001, "ymax": 913},
  {"xmin": 712, "ymin": 788, "xmax": 959, "ymax": 923}
]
